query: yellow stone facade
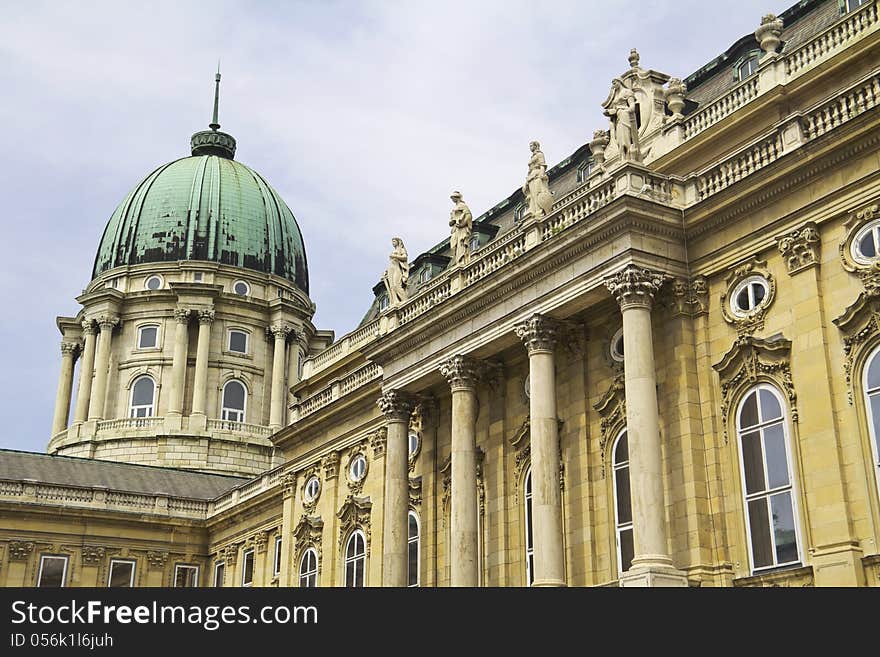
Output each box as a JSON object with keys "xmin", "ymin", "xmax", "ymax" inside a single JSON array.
[{"xmin": 2, "ymin": 0, "xmax": 880, "ymax": 588}]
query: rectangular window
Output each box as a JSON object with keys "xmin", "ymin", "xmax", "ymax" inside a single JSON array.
[
  {"xmin": 37, "ymin": 555, "xmax": 68, "ymax": 587},
  {"xmin": 108, "ymin": 559, "xmax": 136, "ymax": 587},
  {"xmin": 173, "ymin": 564, "xmax": 199, "ymax": 587},
  {"xmin": 193, "ymin": 271, "xmax": 203, "ymax": 282},
  {"xmin": 137, "ymin": 325, "xmax": 158, "ymax": 349},
  {"xmin": 241, "ymin": 549, "xmax": 255, "ymax": 587},
  {"xmin": 228, "ymin": 330, "xmax": 248, "ymax": 354},
  {"xmin": 213, "ymin": 562, "xmax": 225, "ymax": 587},
  {"xmin": 273, "ymin": 537, "xmax": 282, "ymax": 576}
]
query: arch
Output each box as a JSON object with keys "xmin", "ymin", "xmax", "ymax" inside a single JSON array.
[
  {"xmin": 343, "ymin": 529, "xmax": 366, "ymax": 587},
  {"xmin": 129, "ymin": 375, "xmax": 156, "ymax": 418},
  {"xmin": 524, "ymin": 467, "xmax": 534, "ymax": 586},
  {"xmin": 735, "ymin": 383, "xmax": 802, "ymax": 573},
  {"xmin": 298, "ymin": 547, "xmax": 319, "ymax": 588},
  {"xmin": 221, "ymin": 379, "xmax": 247, "ymax": 423},
  {"xmin": 611, "ymin": 429, "xmax": 633, "ymax": 575},
  {"xmin": 407, "ymin": 510, "xmax": 420, "ymax": 587}
]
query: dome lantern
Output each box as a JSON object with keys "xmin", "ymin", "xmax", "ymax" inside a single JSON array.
[{"xmin": 190, "ymin": 68, "xmax": 237, "ymax": 159}]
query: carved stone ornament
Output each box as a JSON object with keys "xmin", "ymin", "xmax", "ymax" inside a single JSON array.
[
  {"xmin": 449, "ymin": 192, "xmax": 474, "ymax": 268},
  {"xmin": 604, "ymin": 265, "xmax": 670, "ymax": 310},
  {"xmin": 439, "ymin": 354, "xmax": 484, "ymax": 391},
  {"xmin": 81, "ymin": 546, "xmax": 106, "ymax": 566},
  {"xmin": 281, "ymin": 471, "xmax": 296, "ymax": 498},
  {"xmin": 336, "ymin": 495, "xmax": 372, "ymax": 551},
  {"xmin": 521, "ymin": 141, "xmax": 554, "ymax": 220},
  {"xmin": 382, "ymin": 237, "xmax": 409, "ymax": 308},
  {"xmin": 590, "ymin": 130, "xmax": 610, "ymax": 170},
  {"xmin": 409, "ymin": 476, "xmax": 423, "ymax": 507},
  {"xmin": 377, "ymin": 390, "xmax": 416, "ymax": 422},
  {"xmin": 8, "ymin": 541, "xmax": 34, "ymax": 561},
  {"xmin": 840, "ymin": 203, "xmax": 880, "ymax": 291},
  {"xmin": 593, "ymin": 373, "xmax": 627, "ymax": 477},
  {"xmin": 720, "ymin": 256, "xmax": 776, "ymax": 336},
  {"xmin": 267, "ymin": 323, "xmax": 292, "ymax": 341},
  {"xmin": 776, "ymin": 222, "xmax": 820, "ymax": 275},
  {"xmin": 668, "ymin": 275, "xmax": 709, "ymax": 317},
  {"xmin": 664, "ymin": 77, "xmax": 688, "ymax": 121},
  {"xmin": 254, "ymin": 531, "xmax": 269, "ymax": 554},
  {"xmin": 833, "ymin": 290, "xmax": 880, "ymax": 404},
  {"xmin": 172, "ymin": 308, "xmax": 190, "ymax": 324},
  {"xmin": 60, "ymin": 341, "xmax": 80, "ymax": 357},
  {"xmin": 322, "ymin": 451, "xmax": 340, "ymax": 480},
  {"xmin": 515, "ymin": 314, "xmax": 559, "ymax": 354},
  {"xmin": 509, "ymin": 418, "xmax": 565, "ymax": 499},
  {"xmin": 147, "ymin": 550, "xmax": 168, "ymax": 569},
  {"xmin": 712, "ymin": 335, "xmax": 796, "ymax": 442},
  {"xmin": 293, "ymin": 515, "xmax": 324, "ymax": 564},
  {"xmin": 370, "ymin": 426, "xmax": 388, "ymax": 460},
  {"xmin": 223, "ymin": 544, "xmax": 239, "ymax": 567},
  {"xmin": 81, "ymin": 319, "xmax": 98, "ymax": 336},
  {"xmin": 197, "ymin": 308, "xmax": 215, "ymax": 325},
  {"xmin": 755, "ymin": 13, "xmax": 784, "ymax": 56},
  {"xmin": 300, "ymin": 466, "xmax": 321, "ymax": 513}
]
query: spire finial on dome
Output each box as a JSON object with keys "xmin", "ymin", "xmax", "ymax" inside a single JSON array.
[{"xmin": 209, "ymin": 61, "xmax": 221, "ymax": 131}]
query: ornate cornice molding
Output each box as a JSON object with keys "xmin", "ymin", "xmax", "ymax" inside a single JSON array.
[
  {"xmin": 777, "ymin": 222, "xmax": 820, "ymax": 275},
  {"xmin": 833, "ymin": 290, "xmax": 880, "ymax": 404},
  {"xmin": 514, "ymin": 314, "xmax": 559, "ymax": 354},
  {"xmin": 712, "ymin": 335, "xmax": 796, "ymax": 442},
  {"xmin": 439, "ymin": 354, "xmax": 484, "ymax": 391},
  {"xmin": 603, "ymin": 265, "xmax": 669, "ymax": 310},
  {"xmin": 593, "ymin": 373, "xmax": 627, "ymax": 476},
  {"xmin": 377, "ymin": 390, "xmax": 417, "ymax": 422}
]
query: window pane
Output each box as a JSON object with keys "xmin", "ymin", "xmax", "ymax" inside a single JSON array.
[
  {"xmin": 223, "ymin": 382, "xmax": 245, "ymax": 410},
  {"xmin": 868, "ymin": 356, "xmax": 880, "ymax": 391},
  {"xmin": 243, "ymin": 552, "xmax": 254, "ymax": 584},
  {"xmin": 175, "ymin": 567, "xmax": 197, "ymax": 587},
  {"xmin": 739, "ymin": 392, "xmax": 759, "ymax": 429},
  {"xmin": 214, "ymin": 564, "xmax": 225, "ymax": 587},
  {"xmin": 109, "ymin": 562, "xmax": 134, "ymax": 587},
  {"xmin": 860, "ymin": 232, "xmax": 876, "ymax": 257},
  {"xmin": 613, "ymin": 432, "xmax": 628, "ymax": 465},
  {"xmin": 736, "ymin": 287, "xmax": 751, "ymax": 311},
  {"xmin": 770, "ymin": 492, "xmax": 799, "ymax": 564},
  {"xmin": 619, "ymin": 528, "xmax": 634, "ymax": 573},
  {"xmin": 763, "ymin": 424, "xmax": 789, "ymax": 489},
  {"xmin": 408, "ymin": 539, "xmax": 418, "ymax": 586},
  {"xmin": 752, "ymin": 282, "xmax": 766, "ymax": 305},
  {"xmin": 408, "ymin": 514, "xmax": 418, "ymax": 539},
  {"xmin": 615, "ymin": 467, "xmax": 632, "ymax": 524},
  {"xmin": 354, "ymin": 559, "xmax": 364, "ymax": 587},
  {"xmin": 871, "ymin": 393, "xmax": 880, "ymax": 460},
  {"xmin": 38, "ymin": 557, "xmax": 66, "ymax": 587},
  {"xmin": 758, "ymin": 389, "xmax": 782, "ymax": 422},
  {"xmin": 229, "ymin": 331, "xmax": 247, "ymax": 353},
  {"xmin": 139, "ymin": 326, "xmax": 157, "ymax": 348},
  {"xmin": 741, "ymin": 431, "xmax": 766, "ymax": 495},
  {"xmin": 748, "ymin": 498, "xmax": 773, "ymax": 569},
  {"xmin": 132, "ymin": 378, "xmax": 154, "ymax": 406}
]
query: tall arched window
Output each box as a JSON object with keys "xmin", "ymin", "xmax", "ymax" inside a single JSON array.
[
  {"xmin": 407, "ymin": 511, "xmax": 420, "ymax": 587},
  {"xmin": 737, "ymin": 384, "xmax": 801, "ymax": 572},
  {"xmin": 612, "ymin": 430, "xmax": 633, "ymax": 574},
  {"xmin": 221, "ymin": 380, "xmax": 247, "ymax": 422},
  {"xmin": 524, "ymin": 468, "xmax": 534, "ymax": 586},
  {"xmin": 862, "ymin": 347, "xmax": 880, "ymax": 504},
  {"xmin": 129, "ymin": 376, "xmax": 155, "ymax": 418},
  {"xmin": 344, "ymin": 530, "xmax": 366, "ymax": 587},
  {"xmin": 299, "ymin": 548, "xmax": 318, "ymax": 588}
]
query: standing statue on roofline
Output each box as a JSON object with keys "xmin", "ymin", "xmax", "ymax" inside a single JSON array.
[
  {"xmin": 522, "ymin": 140, "xmax": 554, "ymax": 220},
  {"xmin": 382, "ymin": 237, "xmax": 409, "ymax": 307},
  {"xmin": 449, "ymin": 191, "xmax": 473, "ymax": 267}
]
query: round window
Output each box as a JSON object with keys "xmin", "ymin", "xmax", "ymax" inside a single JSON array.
[
  {"xmin": 233, "ymin": 280, "xmax": 250, "ymax": 296},
  {"xmin": 610, "ymin": 328, "xmax": 625, "ymax": 363},
  {"xmin": 145, "ymin": 275, "xmax": 162, "ymax": 291},
  {"xmin": 349, "ymin": 455, "xmax": 367, "ymax": 481},
  {"xmin": 731, "ymin": 275, "xmax": 769, "ymax": 316},
  {"xmin": 852, "ymin": 220, "xmax": 880, "ymax": 264},
  {"xmin": 304, "ymin": 476, "xmax": 320, "ymax": 502},
  {"xmin": 408, "ymin": 432, "xmax": 420, "ymax": 457}
]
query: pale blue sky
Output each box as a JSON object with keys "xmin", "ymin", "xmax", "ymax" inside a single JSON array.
[{"xmin": 0, "ymin": 0, "xmax": 791, "ymax": 452}]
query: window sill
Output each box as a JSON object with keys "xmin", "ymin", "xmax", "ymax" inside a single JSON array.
[
  {"xmin": 732, "ymin": 564, "xmax": 813, "ymax": 587},
  {"xmin": 222, "ymin": 350, "xmax": 252, "ymax": 360}
]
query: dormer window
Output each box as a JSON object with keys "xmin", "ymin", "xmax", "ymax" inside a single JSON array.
[
  {"xmin": 379, "ymin": 295, "xmax": 389, "ymax": 312},
  {"xmin": 576, "ymin": 160, "xmax": 593, "ymax": 183},
  {"xmin": 419, "ymin": 268, "xmax": 431, "ymax": 284},
  {"xmin": 738, "ymin": 55, "xmax": 760, "ymax": 81},
  {"xmin": 847, "ymin": 0, "xmax": 869, "ymax": 11},
  {"xmin": 470, "ymin": 235, "xmax": 481, "ymax": 252},
  {"xmin": 514, "ymin": 202, "xmax": 528, "ymax": 223}
]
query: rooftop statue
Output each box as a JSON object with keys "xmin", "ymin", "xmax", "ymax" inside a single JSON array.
[
  {"xmin": 382, "ymin": 237, "xmax": 409, "ymax": 307},
  {"xmin": 522, "ymin": 141, "xmax": 554, "ymax": 220},
  {"xmin": 449, "ymin": 191, "xmax": 474, "ymax": 267},
  {"xmin": 604, "ymin": 77, "xmax": 642, "ymax": 163}
]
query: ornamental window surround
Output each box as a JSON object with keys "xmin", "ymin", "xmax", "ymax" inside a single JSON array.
[
  {"xmin": 408, "ymin": 510, "xmax": 420, "ymax": 587},
  {"xmin": 730, "ymin": 275, "xmax": 770, "ymax": 316},
  {"xmin": 299, "ymin": 548, "xmax": 318, "ymax": 587},
  {"xmin": 612, "ymin": 430, "xmax": 634, "ymax": 575},
  {"xmin": 129, "ymin": 375, "xmax": 156, "ymax": 418},
  {"xmin": 108, "ymin": 559, "xmax": 136, "ymax": 587},
  {"xmin": 344, "ymin": 530, "xmax": 367, "ymax": 587},
  {"xmin": 610, "ymin": 328, "xmax": 625, "ymax": 363},
  {"xmin": 851, "ymin": 219, "xmax": 880, "ymax": 264},
  {"xmin": 861, "ymin": 346, "xmax": 880, "ymax": 507},
  {"xmin": 304, "ymin": 476, "xmax": 321, "ymax": 503},
  {"xmin": 136, "ymin": 324, "xmax": 159, "ymax": 350},
  {"xmin": 524, "ymin": 468, "xmax": 534, "ymax": 586},
  {"xmin": 349, "ymin": 454, "xmax": 367, "ymax": 482},
  {"xmin": 736, "ymin": 384, "xmax": 802, "ymax": 573},
  {"xmin": 408, "ymin": 431, "xmax": 420, "ymax": 457},
  {"xmin": 221, "ymin": 380, "xmax": 247, "ymax": 423},
  {"xmin": 37, "ymin": 555, "xmax": 69, "ymax": 588},
  {"xmin": 173, "ymin": 564, "xmax": 199, "ymax": 587}
]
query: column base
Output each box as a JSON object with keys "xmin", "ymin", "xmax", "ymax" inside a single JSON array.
[
  {"xmin": 188, "ymin": 413, "xmax": 207, "ymax": 432},
  {"xmin": 619, "ymin": 558, "xmax": 688, "ymax": 588},
  {"xmin": 531, "ymin": 578, "xmax": 567, "ymax": 588}
]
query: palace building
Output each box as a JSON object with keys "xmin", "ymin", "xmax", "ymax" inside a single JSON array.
[{"xmin": 1, "ymin": 0, "xmax": 880, "ymax": 588}]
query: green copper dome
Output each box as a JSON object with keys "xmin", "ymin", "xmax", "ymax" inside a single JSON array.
[{"xmin": 92, "ymin": 153, "xmax": 309, "ymax": 292}]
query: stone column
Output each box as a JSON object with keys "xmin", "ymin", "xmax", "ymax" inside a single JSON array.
[
  {"xmin": 190, "ymin": 309, "xmax": 214, "ymax": 419},
  {"xmin": 439, "ymin": 355, "xmax": 483, "ymax": 587},
  {"xmin": 52, "ymin": 341, "xmax": 80, "ymax": 435},
  {"xmin": 378, "ymin": 390, "xmax": 416, "ymax": 587},
  {"xmin": 279, "ymin": 473, "xmax": 296, "ymax": 586},
  {"xmin": 87, "ymin": 315, "xmax": 119, "ymax": 421},
  {"xmin": 269, "ymin": 323, "xmax": 292, "ymax": 429},
  {"xmin": 604, "ymin": 265, "xmax": 686, "ymax": 587},
  {"xmin": 73, "ymin": 321, "xmax": 97, "ymax": 424},
  {"xmin": 515, "ymin": 314, "xmax": 565, "ymax": 587},
  {"xmin": 166, "ymin": 308, "xmax": 191, "ymax": 417}
]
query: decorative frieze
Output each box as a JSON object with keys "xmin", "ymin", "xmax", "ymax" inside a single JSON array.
[
  {"xmin": 377, "ymin": 390, "xmax": 417, "ymax": 422},
  {"xmin": 604, "ymin": 265, "xmax": 669, "ymax": 310},
  {"xmin": 713, "ymin": 335, "xmax": 796, "ymax": 442},
  {"xmin": 515, "ymin": 314, "xmax": 559, "ymax": 354},
  {"xmin": 439, "ymin": 355, "xmax": 484, "ymax": 391},
  {"xmin": 669, "ymin": 276, "xmax": 709, "ymax": 317},
  {"xmin": 8, "ymin": 541, "xmax": 34, "ymax": 561},
  {"xmin": 777, "ymin": 222, "xmax": 820, "ymax": 275}
]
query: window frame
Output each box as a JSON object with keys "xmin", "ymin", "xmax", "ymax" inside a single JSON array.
[
  {"xmin": 213, "ymin": 561, "xmax": 225, "ymax": 587},
  {"xmin": 227, "ymin": 328, "xmax": 250, "ymax": 355},
  {"xmin": 349, "ymin": 454, "xmax": 367, "ymax": 482},
  {"xmin": 524, "ymin": 467, "xmax": 534, "ymax": 586},
  {"xmin": 232, "ymin": 280, "xmax": 251, "ymax": 297},
  {"xmin": 851, "ymin": 219, "xmax": 880, "ymax": 265},
  {"xmin": 37, "ymin": 555, "xmax": 69, "ymax": 588},
  {"xmin": 173, "ymin": 564, "xmax": 199, "ymax": 587},
  {"xmin": 730, "ymin": 275, "xmax": 770, "ymax": 317},
  {"xmin": 221, "ymin": 379, "xmax": 247, "ymax": 423},
  {"xmin": 343, "ymin": 530, "xmax": 367, "ymax": 588},
  {"xmin": 469, "ymin": 234, "xmax": 481, "ymax": 252},
  {"xmin": 861, "ymin": 345, "xmax": 880, "ymax": 517},
  {"xmin": 418, "ymin": 267, "xmax": 431, "ymax": 284},
  {"xmin": 612, "ymin": 429, "xmax": 634, "ymax": 576},
  {"xmin": 273, "ymin": 536, "xmax": 283, "ymax": 577},
  {"xmin": 378, "ymin": 295, "xmax": 389, "ymax": 312},
  {"xmin": 241, "ymin": 548, "xmax": 255, "ymax": 587},
  {"xmin": 107, "ymin": 559, "xmax": 136, "ymax": 587},
  {"xmin": 576, "ymin": 160, "xmax": 593, "ymax": 183},
  {"xmin": 299, "ymin": 547, "xmax": 319, "ymax": 588},
  {"xmin": 610, "ymin": 327, "xmax": 625, "ymax": 363},
  {"xmin": 129, "ymin": 375, "xmax": 156, "ymax": 418},
  {"xmin": 144, "ymin": 274, "xmax": 163, "ymax": 291},
  {"xmin": 408, "ymin": 510, "xmax": 420, "ymax": 587},
  {"xmin": 735, "ymin": 384, "xmax": 803, "ymax": 574},
  {"xmin": 303, "ymin": 475, "xmax": 321, "ymax": 503},
  {"xmin": 846, "ymin": 0, "xmax": 870, "ymax": 12},
  {"xmin": 136, "ymin": 324, "xmax": 160, "ymax": 350},
  {"xmin": 737, "ymin": 54, "xmax": 760, "ymax": 81}
]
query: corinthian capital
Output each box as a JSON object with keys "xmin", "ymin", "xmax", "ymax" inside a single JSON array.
[
  {"xmin": 514, "ymin": 314, "xmax": 559, "ymax": 354},
  {"xmin": 96, "ymin": 314, "xmax": 121, "ymax": 331},
  {"xmin": 197, "ymin": 308, "xmax": 215, "ymax": 325},
  {"xmin": 604, "ymin": 265, "xmax": 669, "ymax": 310},
  {"xmin": 268, "ymin": 323, "xmax": 293, "ymax": 340},
  {"xmin": 439, "ymin": 354, "xmax": 483, "ymax": 391},
  {"xmin": 173, "ymin": 308, "xmax": 191, "ymax": 324},
  {"xmin": 60, "ymin": 341, "xmax": 80, "ymax": 357},
  {"xmin": 81, "ymin": 319, "xmax": 98, "ymax": 335},
  {"xmin": 377, "ymin": 390, "xmax": 417, "ymax": 422}
]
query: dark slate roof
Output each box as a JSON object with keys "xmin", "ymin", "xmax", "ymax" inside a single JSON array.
[{"xmin": 0, "ymin": 449, "xmax": 247, "ymax": 500}]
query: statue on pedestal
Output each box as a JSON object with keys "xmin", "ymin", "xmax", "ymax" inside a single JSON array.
[
  {"xmin": 603, "ymin": 78, "xmax": 641, "ymax": 162},
  {"xmin": 522, "ymin": 141, "xmax": 554, "ymax": 219},
  {"xmin": 382, "ymin": 237, "xmax": 409, "ymax": 307},
  {"xmin": 449, "ymin": 191, "xmax": 473, "ymax": 267}
]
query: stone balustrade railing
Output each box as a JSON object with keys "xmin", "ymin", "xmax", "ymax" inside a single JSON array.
[
  {"xmin": 97, "ymin": 417, "xmax": 164, "ymax": 432},
  {"xmin": 292, "ymin": 362, "xmax": 382, "ymax": 422},
  {"xmin": 205, "ymin": 418, "xmax": 274, "ymax": 437},
  {"xmin": 208, "ymin": 463, "xmax": 284, "ymax": 516},
  {"xmin": 697, "ymin": 131, "xmax": 783, "ymax": 200},
  {"xmin": 683, "ymin": 77, "xmax": 760, "ymax": 140},
  {"xmin": 801, "ymin": 72, "xmax": 880, "ymax": 139}
]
